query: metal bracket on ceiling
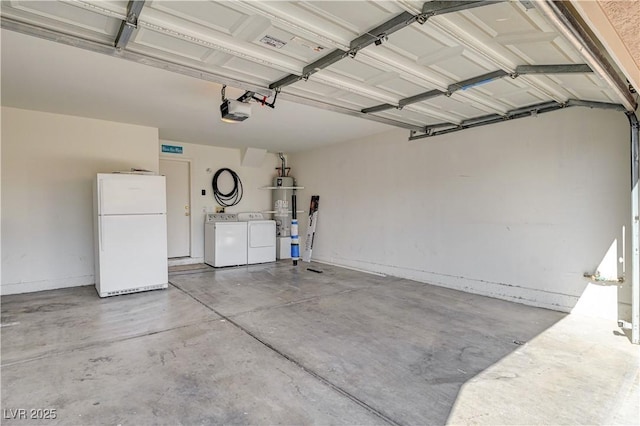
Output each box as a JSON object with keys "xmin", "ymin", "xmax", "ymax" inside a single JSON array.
[
  {"xmin": 361, "ymin": 103, "xmax": 398, "ymax": 114},
  {"xmin": 565, "ymin": 99, "xmax": 626, "ymax": 111},
  {"xmin": 114, "ymin": 0, "xmax": 145, "ymax": 50},
  {"xmin": 124, "ymin": 9, "xmax": 139, "ymax": 27},
  {"xmin": 270, "ymin": 49, "xmax": 348, "ymax": 89},
  {"xmin": 516, "ymin": 64, "xmax": 593, "ymax": 74},
  {"xmin": 448, "ymin": 70, "xmax": 508, "ymax": 92},
  {"xmin": 410, "ymin": 127, "xmax": 432, "ymax": 138},
  {"xmin": 373, "ymin": 34, "xmax": 388, "ymax": 47},
  {"xmin": 236, "ymin": 89, "xmax": 280, "ymax": 109},
  {"xmin": 518, "ymin": 1, "xmax": 537, "ymax": 11},
  {"xmin": 236, "ymin": 90, "xmax": 253, "ymax": 103}
]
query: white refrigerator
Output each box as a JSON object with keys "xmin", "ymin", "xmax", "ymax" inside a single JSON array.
[{"xmin": 94, "ymin": 173, "xmax": 168, "ymax": 297}]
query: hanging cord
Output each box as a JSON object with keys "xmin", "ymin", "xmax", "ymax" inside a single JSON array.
[{"xmin": 212, "ymin": 168, "xmax": 243, "ymax": 207}]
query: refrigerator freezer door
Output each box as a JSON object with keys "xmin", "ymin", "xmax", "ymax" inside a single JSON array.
[
  {"xmin": 97, "ymin": 214, "xmax": 168, "ymax": 296},
  {"xmin": 98, "ymin": 174, "xmax": 166, "ymax": 215}
]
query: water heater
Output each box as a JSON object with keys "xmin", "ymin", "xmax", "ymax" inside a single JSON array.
[{"xmin": 273, "ymin": 176, "xmax": 295, "ymax": 238}]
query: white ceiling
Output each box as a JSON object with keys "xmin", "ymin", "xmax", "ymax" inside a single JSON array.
[{"xmin": 1, "ymin": 0, "xmax": 635, "ymax": 152}]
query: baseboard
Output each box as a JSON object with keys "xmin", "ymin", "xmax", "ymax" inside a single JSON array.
[
  {"xmin": 168, "ymin": 257, "xmax": 204, "ymax": 266},
  {"xmin": 313, "ymin": 259, "xmax": 387, "ymax": 277},
  {"xmin": 0, "ymin": 275, "xmax": 94, "ymax": 296},
  {"xmin": 312, "ymin": 255, "xmax": 578, "ymax": 312}
]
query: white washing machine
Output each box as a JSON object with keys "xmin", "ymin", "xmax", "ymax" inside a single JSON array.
[
  {"xmin": 204, "ymin": 213, "xmax": 248, "ymax": 267},
  {"xmin": 238, "ymin": 212, "xmax": 276, "ymax": 264}
]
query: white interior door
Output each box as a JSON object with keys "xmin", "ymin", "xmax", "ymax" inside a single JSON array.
[{"xmin": 160, "ymin": 159, "xmax": 190, "ymax": 258}]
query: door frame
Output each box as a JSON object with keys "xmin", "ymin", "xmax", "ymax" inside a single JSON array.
[{"xmin": 160, "ymin": 157, "xmax": 193, "ymax": 259}]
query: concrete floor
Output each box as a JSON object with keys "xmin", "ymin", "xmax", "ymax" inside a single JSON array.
[{"xmin": 1, "ymin": 261, "xmax": 638, "ymax": 425}]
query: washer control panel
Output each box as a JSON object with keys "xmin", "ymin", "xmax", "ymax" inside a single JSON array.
[
  {"xmin": 237, "ymin": 212, "xmax": 265, "ymax": 221},
  {"xmin": 205, "ymin": 213, "xmax": 238, "ymax": 223}
]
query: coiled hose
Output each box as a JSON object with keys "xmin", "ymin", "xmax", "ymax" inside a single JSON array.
[{"xmin": 212, "ymin": 168, "xmax": 243, "ymax": 207}]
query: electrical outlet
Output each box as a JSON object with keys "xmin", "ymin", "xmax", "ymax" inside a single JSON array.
[{"xmin": 215, "ymin": 206, "xmax": 225, "ymax": 213}]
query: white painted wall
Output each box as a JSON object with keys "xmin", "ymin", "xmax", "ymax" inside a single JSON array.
[
  {"xmin": 0, "ymin": 107, "xmax": 3, "ymax": 289},
  {"xmin": 1, "ymin": 107, "xmax": 158, "ymax": 295},
  {"xmin": 159, "ymin": 141, "xmax": 279, "ymax": 261},
  {"xmin": 291, "ymin": 107, "xmax": 632, "ymax": 319}
]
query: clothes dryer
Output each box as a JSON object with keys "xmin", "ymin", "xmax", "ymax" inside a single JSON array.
[{"xmin": 238, "ymin": 212, "xmax": 276, "ymax": 265}]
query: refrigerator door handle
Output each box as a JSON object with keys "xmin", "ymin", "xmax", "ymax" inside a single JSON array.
[
  {"xmin": 99, "ymin": 216, "xmax": 104, "ymax": 252},
  {"xmin": 99, "ymin": 179, "xmax": 104, "ymax": 214}
]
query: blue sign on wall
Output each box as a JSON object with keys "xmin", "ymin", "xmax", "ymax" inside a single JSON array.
[{"xmin": 161, "ymin": 144, "xmax": 183, "ymax": 154}]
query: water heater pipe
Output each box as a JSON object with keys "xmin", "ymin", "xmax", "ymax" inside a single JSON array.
[{"xmin": 278, "ymin": 152, "xmax": 286, "ymax": 177}]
